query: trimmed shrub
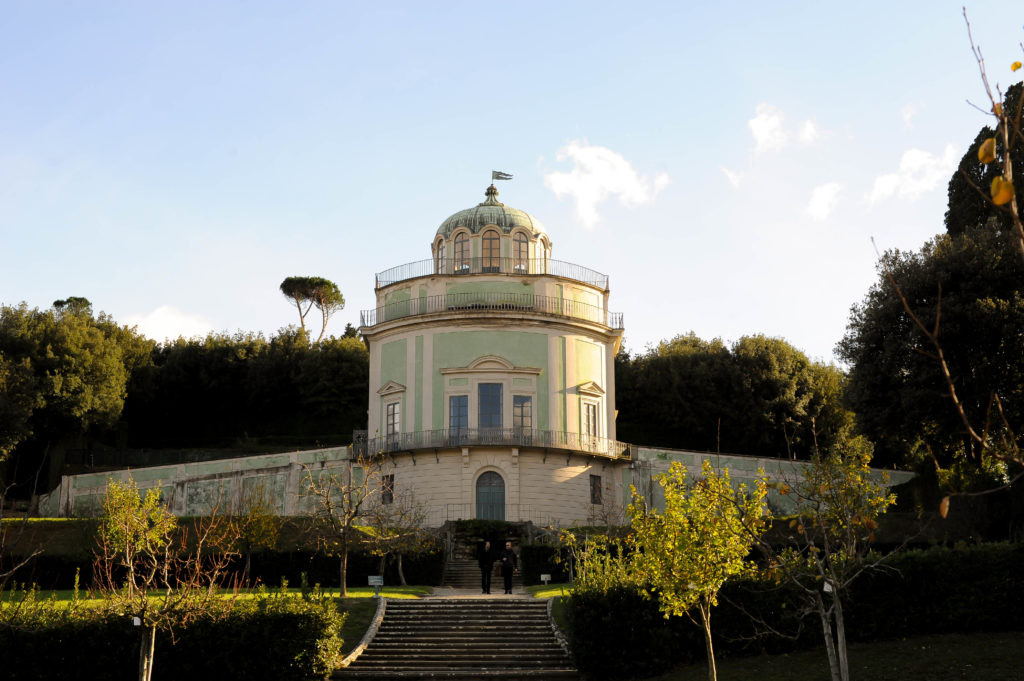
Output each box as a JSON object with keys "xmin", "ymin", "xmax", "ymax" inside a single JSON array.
[
  {"xmin": 0, "ymin": 589, "xmax": 344, "ymax": 681},
  {"xmin": 564, "ymin": 542, "xmax": 1024, "ymax": 680}
]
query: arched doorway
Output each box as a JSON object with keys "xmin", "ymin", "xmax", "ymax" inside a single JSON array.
[{"xmin": 476, "ymin": 471, "xmax": 505, "ymax": 520}]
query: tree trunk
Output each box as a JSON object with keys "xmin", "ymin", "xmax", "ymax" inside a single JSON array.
[
  {"xmin": 700, "ymin": 601, "xmax": 717, "ymax": 681},
  {"xmin": 138, "ymin": 625, "xmax": 156, "ymax": 681},
  {"xmin": 339, "ymin": 550, "xmax": 348, "ymax": 597},
  {"xmin": 397, "ymin": 553, "xmax": 407, "ymax": 586},
  {"xmin": 817, "ymin": 597, "xmax": 841, "ymax": 681},
  {"xmin": 834, "ymin": 594, "xmax": 850, "ymax": 681},
  {"xmin": 244, "ymin": 552, "xmax": 251, "ymax": 587}
]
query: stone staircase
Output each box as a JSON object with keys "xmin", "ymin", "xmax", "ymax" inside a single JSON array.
[
  {"xmin": 334, "ymin": 599, "xmax": 579, "ymax": 680},
  {"xmin": 442, "ymin": 558, "xmax": 523, "ymax": 590}
]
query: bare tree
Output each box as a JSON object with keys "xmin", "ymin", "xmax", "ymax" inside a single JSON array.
[
  {"xmin": 363, "ymin": 486, "xmax": 433, "ymax": 586},
  {"xmin": 302, "ymin": 455, "xmax": 382, "ymax": 596}
]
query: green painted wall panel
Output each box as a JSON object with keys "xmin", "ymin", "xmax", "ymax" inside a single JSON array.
[
  {"xmin": 574, "ymin": 339, "xmax": 602, "ymax": 384},
  {"xmin": 415, "ymin": 335, "xmax": 424, "ymax": 432},
  {"xmin": 431, "ymin": 330, "xmax": 549, "ymax": 430},
  {"xmin": 558, "ymin": 336, "xmax": 566, "ymax": 432}
]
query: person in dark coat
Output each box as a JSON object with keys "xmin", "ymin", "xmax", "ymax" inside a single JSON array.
[
  {"xmin": 499, "ymin": 541, "xmax": 518, "ymax": 594},
  {"xmin": 478, "ymin": 540, "xmax": 495, "ymax": 594}
]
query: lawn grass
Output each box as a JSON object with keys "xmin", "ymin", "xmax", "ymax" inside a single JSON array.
[
  {"xmin": 526, "ymin": 582, "xmax": 572, "ymax": 599},
  {"xmin": 645, "ymin": 631, "xmax": 1024, "ymax": 681}
]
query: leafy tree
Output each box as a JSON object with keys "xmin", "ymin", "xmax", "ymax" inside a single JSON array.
[
  {"xmin": 759, "ymin": 444, "xmax": 896, "ymax": 681},
  {"xmin": 945, "ymin": 83, "xmax": 1022, "ymax": 241},
  {"xmin": 280, "ymin": 276, "xmax": 345, "ymax": 342},
  {"xmin": 617, "ymin": 332, "xmax": 855, "ymax": 460},
  {"xmin": 303, "ymin": 455, "xmax": 382, "ymax": 596},
  {"xmin": 0, "ymin": 353, "xmax": 39, "ymax": 462},
  {"xmin": 839, "ymin": 217, "xmax": 1024, "ymax": 476},
  {"xmin": 52, "ymin": 296, "xmax": 93, "ymax": 316},
  {"xmin": 628, "ymin": 460, "xmax": 770, "ymax": 681},
  {"xmin": 95, "ymin": 478, "xmax": 238, "ymax": 681}
]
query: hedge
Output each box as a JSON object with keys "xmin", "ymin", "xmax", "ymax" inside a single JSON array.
[
  {"xmin": 564, "ymin": 542, "xmax": 1024, "ymax": 680},
  {"xmin": 0, "ymin": 590, "xmax": 344, "ymax": 681}
]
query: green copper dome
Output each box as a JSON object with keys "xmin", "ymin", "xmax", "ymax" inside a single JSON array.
[{"xmin": 436, "ymin": 185, "xmax": 548, "ymax": 239}]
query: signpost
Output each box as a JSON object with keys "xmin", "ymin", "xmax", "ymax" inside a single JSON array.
[{"xmin": 368, "ymin": 575, "xmax": 384, "ymax": 597}]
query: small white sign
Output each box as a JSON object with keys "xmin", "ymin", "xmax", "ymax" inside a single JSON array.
[
  {"xmin": 132, "ymin": 617, "xmax": 141, "ymax": 627},
  {"xmin": 540, "ymin": 574, "xmax": 551, "ymax": 584},
  {"xmin": 823, "ymin": 581, "xmax": 834, "ymax": 594},
  {"xmin": 368, "ymin": 575, "xmax": 384, "ymax": 586}
]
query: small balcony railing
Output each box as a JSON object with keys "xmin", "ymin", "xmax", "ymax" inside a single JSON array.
[
  {"xmin": 355, "ymin": 428, "xmax": 631, "ymax": 460},
  {"xmin": 375, "ymin": 257, "xmax": 610, "ymax": 290},
  {"xmin": 360, "ymin": 291, "xmax": 623, "ymax": 329}
]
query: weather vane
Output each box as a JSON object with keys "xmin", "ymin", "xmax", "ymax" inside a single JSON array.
[{"xmin": 491, "ymin": 170, "xmax": 513, "ymax": 182}]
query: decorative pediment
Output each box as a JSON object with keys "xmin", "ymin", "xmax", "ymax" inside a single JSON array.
[
  {"xmin": 440, "ymin": 354, "xmax": 541, "ymax": 376},
  {"xmin": 577, "ymin": 381, "xmax": 605, "ymax": 397},
  {"xmin": 377, "ymin": 381, "xmax": 407, "ymax": 396}
]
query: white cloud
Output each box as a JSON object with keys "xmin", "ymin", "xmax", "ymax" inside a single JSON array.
[
  {"xmin": 749, "ymin": 104, "xmax": 822, "ymax": 152},
  {"xmin": 901, "ymin": 104, "xmax": 918, "ymax": 128},
  {"xmin": 806, "ymin": 182, "xmax": 842, "ymax": 220},
  {"xmin": 798, "ymin": 120, "xmax": 820, "ymax": 145},
  {"xmin": 123, "ymin": 305, "xmax": 214, "ymax": 342},
  {"xmin": 543, "ymin": 141, "xmax": 669, "ymax": 228},
  {"xmin": 749, "ymin": 104, "xmax": 789, "ymax": 152},
  {"xmin": 866, "ymin": 144, "xmax": 958, "ymax": 204},
  {"xmin": 721, "ymin": 167, "xmax": 743, "ymax": 188}
]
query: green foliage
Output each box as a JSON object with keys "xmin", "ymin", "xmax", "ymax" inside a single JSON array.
[
  {"xmin": 630, "ymin": 460, "xmax": 770, "ymax": 681},
  {"xmin": 0, "ymin": 588, "xmax": 345, "ymax": 681},
  {"xmin": 120, "ymin": 328, "xmax": 368, "ymax": 449},
  {"xmin": 449, "ymin": 518, "xmax": 515, "ymax": 539},
  {"xmin": 563, "ymin": 543, "xmax": 1024, "ymax": 681},
  {"xmin": 616, "ymin": 333, "xmax": 856, "ymax": 459},
  {"xmin": 945, "ymin": 83, "xmax": 1023, "ymax": 237},
  {"xmin": 559, "ymin": 532, "xmax": 638, "ymax": 595},
  {"xmin": 280, "ymin": 276, "xmax": 345, "ymax": 342},
  {"xmin": 838, "ymin": 223, "xmax": 1024, "ymax": 474}
]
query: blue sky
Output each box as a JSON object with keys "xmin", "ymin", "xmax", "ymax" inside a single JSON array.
[{"xmin": 2, "ymin": 1, "xmax": 1022, "ymax": 363}]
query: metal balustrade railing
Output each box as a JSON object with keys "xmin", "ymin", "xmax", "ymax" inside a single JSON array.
[
  {"xmin": 360, "ymin": 291, "xmax": 624, "ymax": 329},
  {"xmin": 354, "ymin": 428, "xmax": 631, "ymax": 459},
  {"xmin": 425, "ymin": 503, "xmax": 552, "ymax": 526},
  {"xmin": 375, "ymin": 258, "xmax": 610, "ymax": 289}
]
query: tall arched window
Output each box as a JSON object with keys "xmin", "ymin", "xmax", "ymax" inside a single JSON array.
[
  {"xmin": 454, "ymin": 233, "xmax": 469, "ymax": 273},
  {"xmin": 436, "ymin": 239, "xmax": 446, "ymax": 274},
  {"xmin": 482, "ymin": 230, "xmax": 500, "ymax": 273},
  {"xmin": 513, "ymin": 232, "xmax": 529, "ymax": 273},
  {"xmin": 476, "ymin": 471, "xmax": 505, "ymax": 520}
]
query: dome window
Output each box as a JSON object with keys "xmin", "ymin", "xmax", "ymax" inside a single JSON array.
[
  {"xmin": 513, "ymin": 232, "xmax": 529, "ymax": 273},
  {"xmin": 435, "ymin": 239, "xmax": 446, "ymax": 274},
  {"xmin": 454, "ymin": 233, "xmax": 470, "ymax": 274},
  {"xmin": 482, "ymin": 229, "xmax": 500, "ymax": 273}
]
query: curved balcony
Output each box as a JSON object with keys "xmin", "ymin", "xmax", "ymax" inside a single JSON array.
[
  {"xmin": 354, "ymin": 428, "xmax": 631, "ymax": 460},
  {"xmin": 375, "ymin": 257, "xmax": 610, "ymax": 290},
  {"xmin": 360, "ymin": 291, "xmax": 624, "ymax": 329}
]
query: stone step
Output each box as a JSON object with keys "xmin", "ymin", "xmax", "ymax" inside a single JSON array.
[{"xmin": 336, "ymin": 597, "xmax": 576, "ymax": 680}]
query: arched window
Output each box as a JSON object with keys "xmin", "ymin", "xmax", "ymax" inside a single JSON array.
[
  {"xmin": 436, "ymin": 240, "xmax": 446, "ymax": 274},
  {"xmin": 454, "ymin": 233, "xmax": 469, "ymax": 273},
  {"xmin": 476, "ymin": 471, "xmax": 505, "ymax": 520},
  {"xmin": 513, "ymin": 232, "xmax": 529, "ymax": 273},
  {"xmin": 482, "ymin": 230, "xmax": 500, "ymax": 273}
]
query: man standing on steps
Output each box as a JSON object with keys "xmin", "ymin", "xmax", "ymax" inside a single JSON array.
[
  {"xmin": 499, "ymin": 541, "xmax": 518, "ymax": 594},
  {"xmin": 478, "ymin": 540, "xmax": 495, "ymax": 594}
]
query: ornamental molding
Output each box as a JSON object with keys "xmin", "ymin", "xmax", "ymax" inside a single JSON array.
[{"xmin": 440, "ymin": 354, "xmax": 541, "ymax": 376}]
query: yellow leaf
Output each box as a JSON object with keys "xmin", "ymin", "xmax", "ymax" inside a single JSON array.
[
  {"xmin": 779, "ymin": 484, "xmax": 790, "ymax": 496},
  {"xmin": 788, "ymin": 518, "xmax": 797, "ymax": 529},
  {"xmin": 939, "ymin": 496, "xmax": 950, "ymax": 519},
  {"xmin": 1013, "ymin": 61, "xmax": 1022, "ymax": 72},
  {"xmin": 991, "ymin": 176, "xmax": 1016, "ymax": 206},
  {"xmin": 978, "ymin": 137, "xmax": 997, "ymax": 164},
  {"xmin": 993, "ymin": 102, "xmax": 1004, "ymax": 116}
]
